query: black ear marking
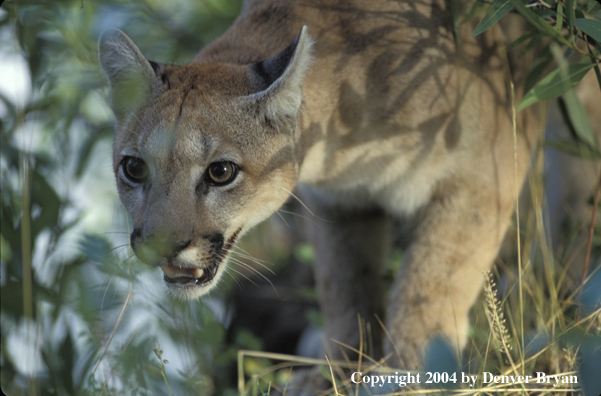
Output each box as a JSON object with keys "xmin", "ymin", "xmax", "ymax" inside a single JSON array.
[
  {"xmin": 148, "ymin": 61, "xmax": 172, "ymax": 89},
  {"xmin": 148, "ymin": 60, "xmax": 163, "ymax": 76},
  {"xmin": 252, "ymin": 32, "xmax": 302, "ymax": 91},
  {"xmin": 243, "ymin": 26, "xmax": 312, "ymax": 127}
]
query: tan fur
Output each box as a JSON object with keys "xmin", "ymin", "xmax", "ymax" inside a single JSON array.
[{"xmin": 99, "ymin": 0, "xmax": 558, "ymax": 375}]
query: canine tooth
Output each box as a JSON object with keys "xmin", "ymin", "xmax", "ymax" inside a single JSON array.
[
  {"xmin": 161, "ymin": 265, "xmax": 176, "ymax": 278},
  {"xmin": 193, "ymin": 268, "xmax": 204, "ymax": 278}
]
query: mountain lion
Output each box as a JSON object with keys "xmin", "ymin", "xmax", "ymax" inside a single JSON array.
[{"xmin": 99, "ymin": 0, "xmax": 542, "ymax": 374}]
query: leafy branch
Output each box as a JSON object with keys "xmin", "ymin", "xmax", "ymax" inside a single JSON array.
[{"xmin": 472, "ymin": 0, "xmax": 601, "ymax": 157}]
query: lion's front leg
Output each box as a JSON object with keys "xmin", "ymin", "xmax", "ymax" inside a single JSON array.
[
  {"xmin": 302, "ymin": 190, "xmax": 391, "ymax": 363},
  {"xmin": 386, "ymin": 184, "xmax": 513, "ymax": 369}
]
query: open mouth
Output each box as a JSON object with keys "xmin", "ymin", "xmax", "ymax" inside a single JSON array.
[{"xmin": 160, "ymin": 263, "xmax": 218, "ymax": 286}]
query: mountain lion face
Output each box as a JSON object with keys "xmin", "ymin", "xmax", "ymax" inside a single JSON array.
[{"xmin": 100, "ymin": 28, "xmax": 312, "ymax": 299}]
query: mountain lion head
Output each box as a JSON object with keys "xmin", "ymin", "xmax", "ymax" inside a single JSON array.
[{"xmin": 98, "ymin": 28, "xmax": 312, "ymax": 299}]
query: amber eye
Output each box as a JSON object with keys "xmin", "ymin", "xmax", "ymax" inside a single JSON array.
[
  {"xmin": 122, "ymin": 156, "xmax": 148, "ymax": 183},
  {"xmin": 206, "ymin": 161, "xmax": 237, "ymax": 186}
]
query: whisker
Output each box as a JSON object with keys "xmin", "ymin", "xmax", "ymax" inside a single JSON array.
[
  {"xmin": 220, "ymin": 252, "xmax": 265, "ymax": 279},
  {"xmin": 277, "ymin": 209, "xmax": 313, "ymax": 221},
  {"xmin": 230, "ymin": 251, "xmax": 270, "ymax": 268},
  {"xmin": 276, "ymin": 208, "xmax": 326, "ymax": 232},
  {"xmin": 231, "ymin": 256, "xmax": 275, "ymax": 277},
  {"xmin": 101, "ymin": 275, "xmax": 116, "ymax": 313},
  {"xmin": 222, "ymin": 266, "xmax": 244, "ymax": 289},
  {"xmin": 230, "ymin": 250, "xmax": 275, "ymax": 275},
  {"xmin": 231, "ymin": 246, "xmax": 271, "ymax": 265},
  {"xmin": 279, "ymin": 187, "xmax": 329, "ymax": 222},
  {"xmin": 224, "ymin": 263, "xmax": 260, "ymax": 288},
  {"xmin": 228, "ymin": 256, "xmax": 271, "ymax": 279},
  {"xmin": 225, "ymin": 255, "xmax": 278, "ymax": 295},
  {"xmin": 100, "ymin": 231, "xmax": 130, "ymax": 235},
  {"xmin": 109, "ymin": 244, "xmax": 130, "ymax": 254},
  {"xmin": 275, "ymin": 210, "xmax": 290, "ymax": 228},
  {"xmin": 123, "ymin": 251, "xmax": 141, "ymax": 271}
]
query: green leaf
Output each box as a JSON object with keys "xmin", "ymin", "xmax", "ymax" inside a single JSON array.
[
  {"xmin": 0, "ymin": 281, "xmax": 26, "ymax": 319},
  {"xmin": 506, "ymin": 29, "xmax": 539, "ymax": 51},
  {"xmin": 556, "ymin": 2, "xmax": 564, "ymax": 32},
  {"xmin": 561, "ymin": 89, "xmax": 599, "ymax": 152},
  {"xmin": 75, "ymin": 125, "xmax": 113, "ymax": 177},
  {"xmin": 449, "ymin": 0, "xmax": 461, "ymax": 44},
  {"xmin": 1, "ymin": 199, "xmax": 20, "ymax": 262},
  {"xmin": 507, "ymin": 0, "xmax": 571, "ymax": 46},
  {"xmin": 31, "ymin": 168, "xmax": 62, "ymax": 239},
  {"xmin": 195, "ymin": 319, "xmax": 225, "ymax": 344},
  {"xmin": 566, "ymin": 0, "xmax": 575, "ymax": 38},
  {"xmin": 58, "ymin": 332, "xmax": 75, "ymax": 395},
  {"xmin": 519, "ymin": 58, "xmax": 594, "ymax": 110},
  {"xmin": 587, "ymin": 0, "xmax": 601, "ymax": 14},
  {"xmin": 518, "ymin": 32, "xmax": 544, "ymax": 58},
  {"xmin": 545, "ymin": 140, "xmax": 601, "ymax": 159},
  {"xmin": 462, "ymin": 1, "xmax": 490, "ymax": 24},
  {"xmin": 80, "ymin": 234, "xmax": 114, "ymax": 264},
  {"xmin": 472, "ymin": 0, "xmax": 514, "ymax": 37},
  {"xmin": 575, "ymin": 18, "xmax": 601, "ymax": 42},
  {"xmin": 294, "ymin": 243, "xmax": 314, "ymax": 264}
]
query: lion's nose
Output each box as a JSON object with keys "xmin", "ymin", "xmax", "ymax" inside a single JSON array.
[
  {"xmin": 130, "ymin": 228, "xmax": 191, "ymax": 263},
  {"xmin": 151, "ymin": 237, "xmax": 190, "ymax": 258}
]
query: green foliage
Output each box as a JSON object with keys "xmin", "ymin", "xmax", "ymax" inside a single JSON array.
[
  {"xmin": 463, "ymin": 4, "xmax": 601, "ymax": 395},
  {"xmin": 0, "ymin": 0, "xmax": 250, "ymax": 395},
  {"xmin": 508, "ymin": 0, "xmax": 571, "ymax": 45},
  {"xmin": 519, "ymin": 57, "xmax": 595, "ymax": 110},
  {"xmin": 561, "ymin": 85, "xmax": 597, "ymax": 150},
  {"xmin": 575, "ymin": 17, "xmax": 601, "ymax": 42},
  {"xmin": 471, "ymin": 0, "xmax": 601, "ymax": 159},
  {"xmin": 472, "ymin": 0, "xmax": 514, "ymax": 37}
]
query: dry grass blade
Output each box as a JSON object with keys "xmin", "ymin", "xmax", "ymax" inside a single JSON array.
[{"xmin": 92, "ymin": 280, "xmax": 136, "ymax": 378}]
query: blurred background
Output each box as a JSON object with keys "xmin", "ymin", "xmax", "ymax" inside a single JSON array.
[{"xmin": 1, "ymin": 0, "xmax": 601, "ymax": 395}]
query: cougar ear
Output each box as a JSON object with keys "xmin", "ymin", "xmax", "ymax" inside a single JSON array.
[
  {"xmin": 98, "ymin": 28, "xmax": 158, "ymax": 120},
  {"xmin": 248, "ymin": 26, "xmax": 313, "ymax": 127}
]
